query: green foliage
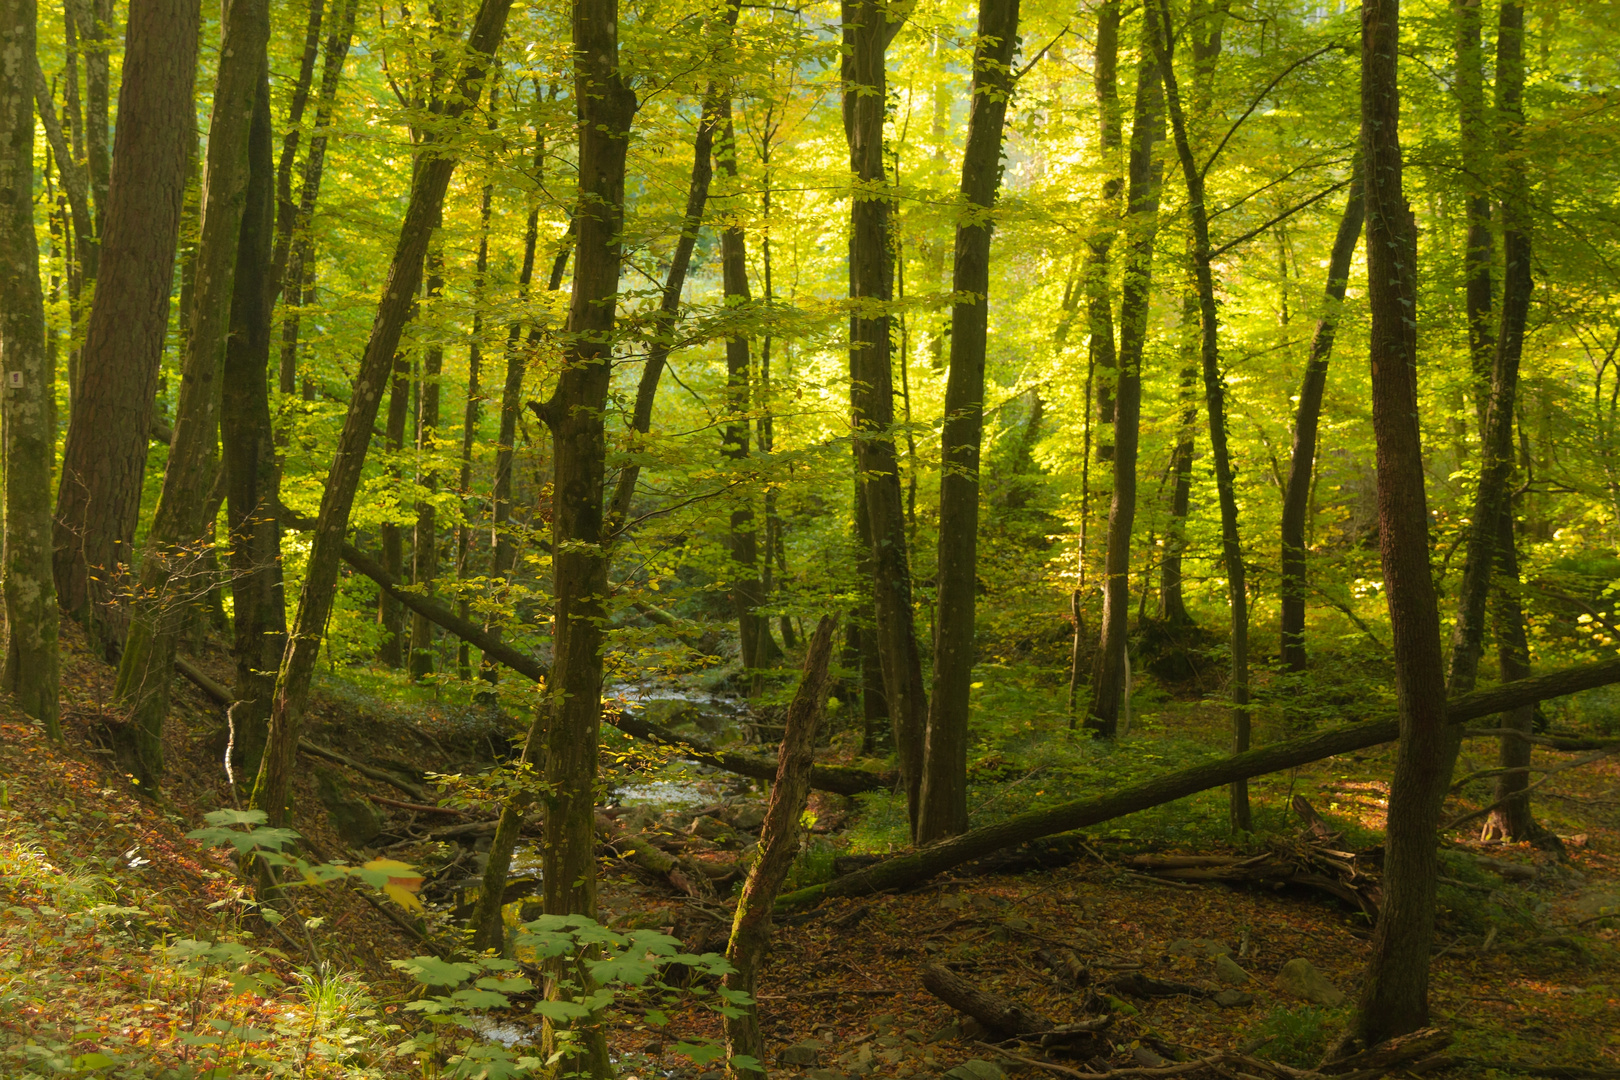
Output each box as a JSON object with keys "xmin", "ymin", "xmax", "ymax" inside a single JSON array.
[{"xmin": 1246, "ymin": 1005, "xmax": 1344, "ymax": 1068}]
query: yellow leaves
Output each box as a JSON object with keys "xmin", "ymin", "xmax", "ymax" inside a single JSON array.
[{"xmin": 363, "ymin": 858, "xmax": 425, "ymax": 912}]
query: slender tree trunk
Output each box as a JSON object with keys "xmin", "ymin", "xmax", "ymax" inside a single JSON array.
[
  {"xmin": 604, "ymin": 0, "xmax": 738, "ymax": 536},
  {"xmin": 251, "ymin": 0, "xmax": 515, "ymax": 828},
  {"xmin": 1086, "ymin": 0, "xmax": 1122, "ymax": 466},
  {"xmin": 1087, "ymin": 28, "xmax": 1164, "ymax": 738},
  {"xmin": 844, "ymin": 0, "xmax": 926, "ymax": 837},
  {"xmin": 525, "ymin": 1, "xmax": 634, "ymax": 1071},
  {"xmin": 0, "ymin": 0, "xmax": 61, "ymax": 737},
  {"xmin": 1455, "ymin": 0, "xmax": 1494, "ymax": 425},
  {"xmin": 32, "ymin": 72, "xmax": 98, "ymax": 285},
  {"xmin": 1352, "ymin": 0, "xmax": 1456, "ymax": 1047},
  {"xmin": 717, "ymin": 115, "xmax": 775, "ymax": 674},
  {"xmin": 1280, "ymin": 170, "xmax": 1365, "ymax": 672},
  {"xmin": 52, "ymin": 0, "xmax": 200, "ymax": 647},
  {"xmin": 919, "ymin": 0, "xmax": 1019, "ymax": 844},
  {"xmin": 458, "ymin": 182, "xmax": 493, "ymax": 680},
  {"xmin": 1153, "ymin": 0, "xmax": 1250, "ymax": 828},
  {"xmin": 410, "ymin": 250, "xmax": 445, "ymax": 680},
  {"xmin": 277, "ymin": 0, "xmax": 358, "ymax": 394},
  {"xmin": 112, "ymin": 0, "xmax": 268, "ymax": 785},
  {"xmin": 1159, "ymin": 293, "xmax": 1197, "ymax": 624},
  {"xmin": 77, "ymin": 0, "xmax": 110, "ymax": 232},
  {"xmin": 723, "ymin": 616, "xmax": 838, "ymax": 1075},
  {"xmin": 221, "ymin": 71, "xmax": 283, "ymax": 778},
  {"xmin": 1446, "ymin": 3, "xmax": 1531, "ymax": 702},
  {"xmin": 270, "ymin": 0, "xmax": 324, "ymax": 291},
  {"xmin": 379, "ymin": 346, "xmax": 411, "ymax": 669}
]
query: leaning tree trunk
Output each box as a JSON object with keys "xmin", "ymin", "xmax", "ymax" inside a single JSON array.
[
  {"xmin": 843, "ymin": 0, "xmax": 926, "ymax": 837},
  {"xmin": 222, "ymin": 65, "xmax": 285, "ymax": 778},
  {"xmin": 251, "ymin": 0, "xmax": 515, "ymax": 828},
  {"xmin": 0, "ymin": 0, "xmax": 62, "ymax": 736},
  {"xmin": 1353, "ymin": 0, "xmax": 1457, "ymax": 1048},
  {"xmin": 717, "ymin": 114, "xmax": 776, "ymax": 674},
  {"xmin": 52, "ymin": 0, "xmax": 199, "ymax": 648},
  {"xmin": 776, "ymin": 656, "xmax": 1620, "ymax": 911},
  {"xmin": 113, "ymin": 0, "xmax": 269, "ymax": 785},
  {"xmin": 723, "ymin": 615, "xmax": 838, "ymax": 1076},
  {"xmin": 919, "ymin": 0, "xmax": 1019, "ymax": 844},
  {"xmin": 1280, "ymin": 168, "xmax": 1365, "ymax": 673},
  {"xmin": 1154, "ymin": 0, "xmax": 1250, "ymax": 829},
  {"xmin": 1086, "ymin": 29, "xmax": 1164, "ymax": 738}
]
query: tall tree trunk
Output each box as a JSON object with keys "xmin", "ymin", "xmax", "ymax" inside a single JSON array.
[
  {"xmin": 277, "ymin": 0, "xmax": 358, "ymax": 394},
  {"xmin": 222, "ymin": 70, "xmax": 283, "ymax": 778},
  {"xmin": 844, "ymin": 0, "xmax": 925, "ymax": 837},
  {"xmin": 1085, "ymin": 0, "xmax": 1122, "ymax": 466},
  {"xmin": 112, "ymin": 0, "xmax": 269, "ymax": 785},
  {"xmin": 1352, "ymin": 0, "xmax": 1455, "ymax": 1048},
  {"xmin": 1153, "ymin": 0, "xmax": 1250, "ymax": 828},
  {"xmin": 1455, "ymin": 0, "xmax": 1494, "ymax": 425},
  {"xmin": 1159, "ymin": 292, "xmax": 1197, "ymax": 623},
  {"xmin": 379, "ymin": 347, "xmax": 411, "ymax": 669},
  {"xmin": 723, "ymin": 616, "xmax": 838, "ymax": 1075},
  {"xmin": 457, "ymin": 181, "xmax": 493, "ymax": 680},
  {"xmin": 525, "ymin": 0, "xmax": 634, "ymax": 1071},
  {"xmin": 0, "ymin": 0, "xmax": 62, "ymax": 737},
  {"xmin": 1157, "ymin": 4, "xmax": 1224, "ymax": 625},
  {"xmin": 52, "ymin": 0, "xmax": 200, "ymax": 648},
  {"xmin": 77, "ymin": 0, "xmax": 110, "ymax": 232},
  {"xmin": 1086, "ymin": 26, "xmax": 1164, "ymax": 738},
  {"xmin": 32, "ymin": 72, "xmax": 98, "ymax": 285},
  {"xmin": 1280, "ymin": 169, "xmax": 1365, "ymax": 673},
  {"xmin": 251, "ymin": 0, "xmax": 515, "ymax": 828},
  {"xmin": 410, "ymin": 250, "xmax": 445, "ymax": 680},
  {"xmin": 717, "ymin": 115, "xmax": 775, "ymax": 675},
  {"xmin": 270, "ymin": 0, "xmax": 324, "ymax": 291},
  {"xmin": 919, "ymin": 0, "xmax": 1019, "ymax": 844}
]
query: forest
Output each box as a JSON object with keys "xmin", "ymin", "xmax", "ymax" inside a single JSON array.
[{"xmin": 1, "ymin": 0, "xmax": 1619, "ymax": 1074}]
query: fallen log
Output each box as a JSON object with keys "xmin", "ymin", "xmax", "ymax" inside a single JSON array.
[
  {"xmin": 1323, "ymin": 1028, "xmax": 1452, "ymax": 1075},
  {"xmin": 298, "ymin": 740, "xmax": 428, "ymax": 801},
  {"xmin": 922, "ymin": 962, "xmax": 1052, "ymax": 1037},
  {"xmin": 777, "ymin": 657, "xmax": 1620, "ymax": 909},
  {"xmin": 607, "ymin": 709, "xmax": 891, "ymax": 797},
  {"xmin": 596, "ymin": 813, "xmax": 714, "ymax": 898}
]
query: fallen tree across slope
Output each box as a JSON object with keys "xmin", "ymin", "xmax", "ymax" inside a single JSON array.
[{"xmin": 776, "ymin": 658, "xmax": 1620, "ymax": 909}]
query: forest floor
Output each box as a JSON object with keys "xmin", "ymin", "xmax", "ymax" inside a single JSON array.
[{"xmin": 1, "ymin": 626, "xmax": 1616, "ymax": 1078}]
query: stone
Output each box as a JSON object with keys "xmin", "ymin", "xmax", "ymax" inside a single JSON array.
[
  {"xmin": 1167, "ymin": 939, "xmax": 1201, "ymax": 957},
  {"xmin": 1276, "ymin": 958, "xmax": 1345, "ymax": 1006},
  {"xmin": 780, "ymin": 1042, "xmax": 825, "ymax": 1067},
  {"xmin": 807, "ymin": 1070, "xmax": 846, "ymax": 1080},
  {"xmin": 927, "ymin": 1021, "xmax": 961, "ymax": 1044},
  {"xmin": 729, "ymin": 802, "xmax": 768, "ymax": 831},
  {"xmin": 945, "ymin": 1060, "xmax": 1006, "ymax": 1080},
  {"xmin": 1132, "ymin": 1047, "xmax": 1167, "ymax": 1067},
  {"xmin": 312, "ymin": 766, "xmax": 385, "ymax": 847},
  {"xmin": 1204, "ymin": 940, "xmax": 1234, "ymax": 959},
  {"xmin": 1214, "ymin": 954, "xmax": 1250, "ymax": 986},
  {"xmin": 1212, "ymin": 989, "xmax": 1255, "ymax": 1008}
]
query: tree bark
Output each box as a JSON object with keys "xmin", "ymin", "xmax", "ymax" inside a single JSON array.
[
  {"xmin": 410, "ymin": 249, "xmax": 445, "ymax": 680},
  {"xmin": 843, "ymin": 0, "xmax": 926, "ymax": 838},
  {"xmin": 723, "ymin": 615, "xmax": 838, "ymax": 1075},
  {"xmin": 1280, "ymin": 169, "xmax": 1365, "ymax": 672},
  {"xmin": 457, "ymin": 178, "xmax": 493, "ymax": 680},
  {"xmin": 221, "ymin": 64, "xmax": 283, "ymax": 778},
  {"xmin": 0, "ymin": 0, "xmax": 61, "ymax": 736},
  {"xmin": 379, "ymin": 347, "xmax": 411, "ymax": 669},
  {"xmin": 112, "ymin": 0, "xmax": 269, "ymax": 784},
  {"xmin": 1085, "ymin": 0, "xmax": 1122, "ymax": 466},
  {"xmin": 52, "ymin": 0, "xmax": 200, "ymax": 645},
  {"xmin": 1087, "ymin": 26, "xmax": 1163, "ymax": 737},
  {"xmin": 250, "ymin": 0, "xmax": 515, "ymax": 828},
  {"xmin": 76, "ymin": 0, "xmax": 111, "ymax": 232},
  {"xmin": 919, "ymin": 0, "xmax": 1019, "ymax": 844},
  {"xmin": 1354, "ymin": 0, "xmax": 1455, "ymax": 1047},
  {"xmin": 1455, "ymin": 0, "xmax": 1494, "ymax": 424},
  {"xmin": 717, "ymin": 114, "xmax": 775, "ymax": 674},
  {"xmin": 776, "ymin": 656, "xmax": 1620, "ymax": 910},
  {"xmin": 269, "ymin": 0, "xmax": 325, "ymax": 295},
  {"xmin": 1153, "ymin": 0, "xmax": 1250, "ymax": 828},
  {"xmin": 32, "ymin": 69, "xmax": 97, "ymax": 285}
]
